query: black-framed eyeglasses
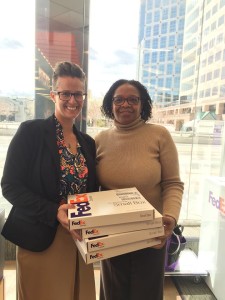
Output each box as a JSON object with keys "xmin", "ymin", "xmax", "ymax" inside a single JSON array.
[
  {"xmin": 53, "ymin": 91, "xmax": 87, "ymax": 102},
  {"xmin": 112, "ymin": 96, "xmax": 140, "ymax": 106}
]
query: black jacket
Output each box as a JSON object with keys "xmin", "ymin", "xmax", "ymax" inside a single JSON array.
[{"xmin": 1, "ymin": 115, "xmax": 98, "ymax": 251}]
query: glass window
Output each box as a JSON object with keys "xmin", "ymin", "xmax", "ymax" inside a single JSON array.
[
  {"xmin": 208, "ymin": 55, "xmax": 213, "ymax": 64},
  {"xmin": 143, "ymin": 70, "xmax": 149, "ymax": 77},
  {"xmin": 146, "ymin": 12, "xmax": 152, "ymax": 23},
  {"xmin": 169, "ymin": 20, "xmax": 176, "ymax": 32},
  {"xmin": 145, "ymin": 26, "xmax": 151, "ymax": 37},
  {"xmin": 174, "ymin": 77, "xmax": 180, "ymax": 88},
  {"xmin": 160, "ymin": 36, "xmax": 167, "ymax": 48},
  {"xmin": 170, "ymin": 6, "xmax": 177, "ymax": 18},
  {"xmin": 214, "ymin": 69, "xmax": 220, "ymax": 78},
  {"xmin": 152, "ymin": 52, "xmax": 157, "ymax": 62},
  {"xmin": 150, "ymin": 78, "xmax": 156, "ymax": 85},
  {"xmin": 203, "ymin": 42, "xmax": 208, "ymax": 52},
  {"xmin": 154, "ymin": 11, "xmax": 160, "ymax": 22},
  {"xmin": 202, "ymin": 59, "xmax": 206, "ymax": 68},
  {"xmin": 152, "ymin": 38, "xmax": 158, "ymax": 49},
  {"xmin": 178, "ymin": 19, "xmax": 184, "ymax": 30},
  {"xmin": 205, "ymin": 10, "xmax": 211, "ymax": 20},
  {"xmin": 209, "ymin": 38, "xmax": 215, "ymax": 48},
  {"xmin": 168, "ymin": 51, "xmax": 174, "ymax": 61},
  {"xmin": 175, "ymin": 63, "xmax": 181, "ymax": 73},
  {"xmin": 153, "ymin": 24, "xmax": 159, "ymax": 35},
  {"xmin": 220, "ymin": 85, "xmax": 225, "ymax": 96},
  {"xmin": 217, "ymin": 33, "xmax": 223, "ymax": 44},
  {"xmin": 206, "ymin": 72, "xmax": 212, "ymax": 81},
  {"xmin": 221, "ymin": 66, "xmax": 225, "ymax": 79},
  {"xmin": 155, "ymin": 0, "xmax": 161, "ymax": 8},
  {"xmin": 166, "ymin": 77, "xmax": 172, "ymax": 88},
  {"xmin": 218, "ymin": 15, "xmax": 224, "ymax": 27},
  {"xmin": 159, "ymin": 64, "xmax": 165, "ymax": 73},
  {"xmin": 158, "ymin": 78, "xmax": 164, "ymax": 87},
  {"xmin": 212, "ymin": 4, "xmax": 218, "ymax": 15},
  {"xmin": 199, "ymin": 90, "xmax": 204, "ymax": 98},
  {"xmin": 167, "ymin": 64, "xmax": 173, "ymax": 74},
  {"xmin": 204, "ymin": 26, "xmax": 210, "ymax": 37},
  {"xmin": 179, "ymin": 4, "xmax": 185, "ymax": 16},
  {"xmin": 162, "ymin": 8, "xmax": 169, "ymax": 19},
  {"xmin": 212, "ymin": 86, "xmax": 218, "ymax": 95},
  {"xmin": 215, "ymin": 51, "xmax": 222, "ymax": 61},
  {"xmin": 143, "ymin": 78, "xmax": 149, "ymax": 85},
  {"xmin": 200, "ymin": 74, "xmax": 205, "ymax": 82},
  {"xmin": 144, "ymin": 53, "xmax": 150, "ymax": 64},
  {"xmin": 205, "ymin": 88, "xmax": 211, "ymax": 97},
  {"xmin": 177, "ymin": 34, "xmax": 183, "ymax": 45},
  {"xmin": 169, "ymin": 35, "xmax": 175, "ymax": 47},
  {"xmin": 159, "ymin": 52, "xmax": 166, "ymax": 62},
  {"xmin": 211, "ymin": 21, "xmax": 216, "ymax": 31},
  {"xmin": 147, "ymin": 0, "xmax": 153, "ymax": 10},
  {"xmin": 161, "ymin": 22, "xmax": 167, "ymax": 34},
  {"xmin": 145, "ymin": 40, "xmax": 150, "ymax": 48}
]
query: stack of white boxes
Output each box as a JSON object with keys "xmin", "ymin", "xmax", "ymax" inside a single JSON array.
[{"xmin": 68, "ymin": 187, "xmax": 164, "ymax": 264}]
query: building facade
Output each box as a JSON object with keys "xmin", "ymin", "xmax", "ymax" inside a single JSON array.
[{"xmin": 138, "ymin": 0, "xmax": 225, "ymax": 130}]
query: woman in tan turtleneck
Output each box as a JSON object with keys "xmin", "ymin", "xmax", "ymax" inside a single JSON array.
[{"xmin": 95, "ymin": 79, "xmax": 184, "ymax": 300}]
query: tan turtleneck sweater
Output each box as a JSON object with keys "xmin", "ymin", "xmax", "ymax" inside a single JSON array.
[{"xmin": 95, "ymin": 117, "xmax": 184, "ymax": 222}]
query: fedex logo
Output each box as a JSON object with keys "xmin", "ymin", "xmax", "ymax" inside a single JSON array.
[
  {"xmin": 90, "ymin": 253, "xmax": 104, "ymax": 260},
  {"xmin": 70, "ymin": 201, "xmax": 92, "ymax": 218},
  {"xmin": 85, "ymin": 229, "xmax": 99, "ymax": 235},
  {"xmin": 209, "ymin": 191, "xmax": 225, "ymax": 216},
  {"xmin": 71, "ymin": 220, "xmax": 86, "ymax": 226},
  {"xmin": 90, "ymin": 242, "xmax": 104, "ymax": 248},
  {"xmin": 69, "ymin": 194, "xmax": 89, "ymax": 204}
]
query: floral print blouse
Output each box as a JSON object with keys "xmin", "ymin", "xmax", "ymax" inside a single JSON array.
[{"xmin": 55, "ymin": 117, "xmax": 88, "ymax": 205}]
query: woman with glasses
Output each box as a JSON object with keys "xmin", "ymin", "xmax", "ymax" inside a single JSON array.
[
  {"xmin": 95, "ymin": 79, "xmax": 184, "ymax": 300},
  {"xmin": 1, "ymin": 61, "xmax": 98, "ymax": 300}
]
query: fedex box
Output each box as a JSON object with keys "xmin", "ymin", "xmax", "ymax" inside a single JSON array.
[
  {"xmin": 198, "ymin": 176, "xmax": 225, "ymax": 300},
  {"xmin": 82, "ymin": 226, "xmax": 164, "ymax": 252},
  {"xmin": 75, "ymin": 237, "xmax": 160, "ymax": 264},
  {"xmin": 68, "ymin": 187, "xmax": 155, "ymax": 229},
  {"xmin": 78, "ymin": 210, "xmax": 163, "ymax": 238}
]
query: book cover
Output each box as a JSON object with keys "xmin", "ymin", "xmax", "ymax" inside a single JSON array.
[
  {"xmin": 83, "ymin": 225, "xmax": 164, "ymax": 252},
  {"xmin": 68, "ymin": 187, "xmax": 155, "ymax": 229},
  {"xmin": 77, "ymin": 210, "xmax": 163, "ymax": 238},
  {"xmin": 75, "ymin": 237, "xmax": 161, "ymax": 264}
]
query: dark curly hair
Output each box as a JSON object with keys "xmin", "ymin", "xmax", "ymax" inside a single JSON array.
[{"xmin": 101, "ymin": 79, "xmax": 152, "ymax": 122}]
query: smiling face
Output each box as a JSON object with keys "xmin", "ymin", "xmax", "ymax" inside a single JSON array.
[
  {"xmin": 50, "ymin": 76, "xmax": 85, "ymax": 124},
  {"xmin": 112, "ymin": 83, "xmax": 142, "ymax": 125}
]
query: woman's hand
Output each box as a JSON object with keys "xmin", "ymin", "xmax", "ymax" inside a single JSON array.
[
  {"xmin": 152, "ymin": 215, "xmax": 176, "ymax": 249},
  {"xmin": 57, "ymin": 203, "xmax": 82, "ymax": 241}
]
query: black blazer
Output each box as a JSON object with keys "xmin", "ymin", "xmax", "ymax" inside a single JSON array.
[{"xmin": 1, "ymin": 115, "xmax": 98, "ymax": 251}]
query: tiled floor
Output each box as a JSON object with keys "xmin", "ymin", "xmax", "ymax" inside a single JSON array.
[{"xmin": 3, "ymin": 261, "xmax": 180, "ymax": 300}]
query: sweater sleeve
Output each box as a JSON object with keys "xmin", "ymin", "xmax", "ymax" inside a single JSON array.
[{"xmin": 159, "ymin": 128, "xmax": 184, "ymax": 222}]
